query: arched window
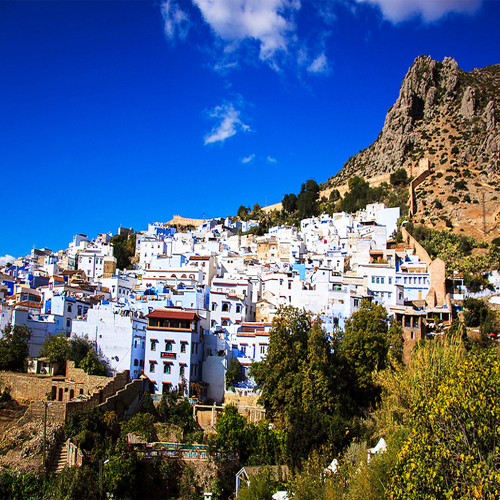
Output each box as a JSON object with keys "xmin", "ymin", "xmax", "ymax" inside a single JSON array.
[
  {"xmin": 222, "ymin": 320, "xmax": 228, "ymax": 326},
  {"xmin": 222, "ymin": 303, "xmax": 229, "ymax": 312},
  {"xmin": 181, "ymin": 274, "xmax": 187, "ymax": 279}
]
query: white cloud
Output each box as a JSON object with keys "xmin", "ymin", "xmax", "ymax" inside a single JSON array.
[
  {"xmin": 355, "ymin": 0, "xmax": 482, "ymax": 23},
  {"xmin": 161, "ymin": 0, "xmax": 191, "ymax": 42},
  {"xmin": 307, "ymin": 52, "xmax": 328, "ymax": 73},
  {"xmin": 241, "ymin": 154, "xmax": 255, "ymax": 163},
  {"xmin": 0, "ymin": 255, "xmax": 16, "ymax": 267},
  {"xmin": 193, "ymin": 0, "xmax": 299, "ymax": 63},
  {"xmin": 204, "ymin": 101, "xmax": 250, "ymax": 145},
  {"xmin": 267, "ymin": 156, "xmax": 277, "ymax": 163}
]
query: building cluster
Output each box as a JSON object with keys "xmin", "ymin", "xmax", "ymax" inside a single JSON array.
[{"xmin": 0, "ymin": 204, "xmax": 454, "ymax": 403}]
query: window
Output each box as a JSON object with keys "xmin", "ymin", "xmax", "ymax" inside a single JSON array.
[
  {"xmin": 211, "ymin": 303, "xmax": 216, "ymax": 311},
  {"xmin": 381, "ymin": 277, "xmax": 385, "ymax": 284},
  {"xmin": 180, "ymin": 365, "xmax": 185, "ymax": 377},
  {"xmin": 163, "ymin": 363, "xmax": 171, "ymax": 374},
  {"xmin": 376, "ymin": 277, "xmax": 380, "ymax": 284},
  {"xmin": 180, "ymin": 343, "xmax": 186, "ymax": 353},
  {"xmin": 149, "ymin": 362, "xmax": 155, "ymax": 373},
  {"xmin": 260, "ymin": 345, "xmax": 267, "ymax": 354},
  {"xmin": 165, "ymin": 342, "xmax": 172, "ymax": 352},
  {"xmin": 66, "ymin": 319, "xmax": 71, "ymax": 328},
  {"xmin": 134, "ymin": 359, "xmax": 138, "ymax": 366},
  {"xmin": 67, "ymin": 304, "xmax": 72, "ymax": 313},
  {"xmin": 162, "ymin": 382, "xmax": 171, "ymax": 394},
  {"xmin": 388, "ymin": 277, "xmax": 392, "ymax": 285},
  {"xmin": 151, "ymin": 340, "xmax": 156, "ymax": 351},
  {"xmin": 77, "ymin": 306, "xmax": 82, "ymax": 316},
  {"xmin": 140, "ymin": 360, "xmax": 144, "ymax": 367},
  {"xmin": 222, "ymin": 303, "xmax": 229, "ymax": 312},
  {"xmin": 236, "ymin": 304, "xmax": 242, "ymax": 314},
  {"xmin": 222, "ymin": 320, "xmax": 228, "ymax": 326},
  {"xmin": 371, "ymin": 276, "xmax": 375, "ymax": 283}
]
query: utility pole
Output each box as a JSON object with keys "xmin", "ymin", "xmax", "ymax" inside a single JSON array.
[
  {"xmin": 483, "ymin": 191, "xmax": 487, "ymax": 236},
  {"xmin": 42, "ymin": 401, "xmax": 47, "ymax": 469}
]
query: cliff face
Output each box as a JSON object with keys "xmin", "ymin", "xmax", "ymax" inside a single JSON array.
[
  {"xmin": 331, "ymin": 55, "xmax": 500, "ymax": 183},
  {"xmin": 328, "ymin": 55, "xmax": 500, "ymax": 240}
]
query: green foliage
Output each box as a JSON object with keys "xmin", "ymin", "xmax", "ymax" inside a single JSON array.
[
  {"xmin": 406, "ymin": 223, "xmax": 491, "ymax": 279},
  {"xmin": 342, "ymin": 299, "xmax": 399, "ymax": 404},
  {"xmin": 463, "ymin": 297, "xmax": 497, "ymax": 340},
  {"xmin": 373, "ymin": 334, "xmax": 467, "ymax": 435},
  {"xmin": 215, "ymin": 404, "xmax": 247, "ymax": 453},
  {"xmin": 121, "ymin": 413, "xmax": 156, "ymax": 442},
  {"xmin": 38, "ymin": 332, "xmax": 68, "ymax": 366},
  {"xmin": 103, "ymin": 453, "xmax": 139, "ymax": 500},
  {"xmin": 0, "ymin": 324, "xmax": 31, "ymax": 371},
  {"xmin": 157, "ymin": 390, "xmax": 196, "ymax": 434},
  {"xmin": 297, "ymin": 179, "xmax": 320, "ymax": 219},
  {"xmin": 251, "ymin": 307, "xmax": 357, "ymax": 466},
  {"xmin": 110, "ymin": 232, "xmax": 136, "ymax": 270},
  {"xmin": 390, "ymin": 168, "xmax": 410, "ymax": 187},
  {"xmin": 328, "ymin": 189, "xmax": 341, "ymax": 203},
  {"xmin": 237, "ymin": 465, "xmax": 283, "ymax": 500},
  {"xmin": 226, "ymin": 357, "xmax": 242, "ymax": 389},
  {"xmin": 78, "ymin": 349, "xmax": 107, "ymax": 376},
  {"xmin": 281, "ymin": 193, "xmax": 298, "ymax": 213},
  {"xmin": 389, "ymin": 349, "xmax": 500, "ymax": 499},
  {"xmin": 44, "ymin": 466, "xmax": 100, "ymax": 500},
  {"xmin": 245, "ymin": 420, "xmax": 287, "ymax": 466},
  {"xmin": 237, "ymin": 205, "xmax": 250, "ymax": 220},
  {"xmin": 67, "ymin": 335, "xmax": 93, "ymax": 368}
]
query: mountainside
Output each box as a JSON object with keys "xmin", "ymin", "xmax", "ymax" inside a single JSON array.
[{"xmin": 327, "ymin": 55, "xmax": 500, "ymax": 240}]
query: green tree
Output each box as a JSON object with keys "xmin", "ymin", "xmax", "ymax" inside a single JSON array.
[
  {"xmin": 79, "ymin": 350, "xmax": 107, "ymax": 376},
  {"xmin": 103, "ymin": 453, "xmax": 139, "ymax": 500},
  {"xmin": 237, "ymin": 205, "xmax": 250, "ymax": 220},
  {"xmin": 389, "ymin": 349, "xmax": 500, "ymax": 499},
  {"xmin": 390, "ymin": 168, "xmax": 410, "ymax": 187},
  {"xmin": 237, "ymin": 465, "xmax": 282, "ymax": 500},
  {"xmin": 67, "ymin": 335, "xmax": 93, "ymax": 367},
  {"xmin": 0, "ymin": 324, "xmax": 31, "ymax": 371},
  {"xmin": 226, "ymin": 357, "xmax": 242, "ymax": 389},
  {"xmin": 215, "ymin": 404, "xmax": 246, "ymax": 454},
  {"xmin": 121, "ymin": 413, "xmax": 156, "ymax": 442},
  {"xmin": 297, "ymin": 180, "xmax": 320, "ymax": 219},
  {"xmin": 110, "ymin": 233, "xmax": 136, "ymax": 270},
  {"xmin": 282, "ymin": 193, "xmax": 298, "ymax": 213},
  {"xmin": 342, "ymin": 299, "xmax": 397, "ymax": 405},
  {"xmin": 38, "ymin": 332, "xmax": 68, "ymax": 366},
  {"xmin": 252, "ymin": 308, "xmax": 353, "ymax": 466}
]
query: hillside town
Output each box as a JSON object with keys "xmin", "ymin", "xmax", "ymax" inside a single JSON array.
[{"xmin": 1, "ymin": 202, "xmax": 476, "ymax": 405}]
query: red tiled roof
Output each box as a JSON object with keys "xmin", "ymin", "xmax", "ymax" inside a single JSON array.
[
  {"xmin": 147, "ymin": 309, "xmax": 198, "ymax": 321},
  {"xmin": 15, "ymin": 301, "xmax": 42, "ymax": 309}
]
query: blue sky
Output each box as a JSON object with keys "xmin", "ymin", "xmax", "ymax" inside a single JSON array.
[{"xmin": 0, "ymin": 0, "xmax": 498, "ymax": 261}]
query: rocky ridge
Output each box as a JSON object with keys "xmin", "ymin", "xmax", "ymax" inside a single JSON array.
[{"xmin": 327, "ymin": 55, "xmax": 500, "ymax": 240}]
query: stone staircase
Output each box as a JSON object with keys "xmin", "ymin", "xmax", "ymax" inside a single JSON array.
[{"xmin": 49, "ymin": 440, "xmax": 68, "ymax": 474}]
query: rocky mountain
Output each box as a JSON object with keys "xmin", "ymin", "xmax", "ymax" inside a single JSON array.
[{"xmin": 327, "ymin": 55, "xmax": 500, "ymax": 240}]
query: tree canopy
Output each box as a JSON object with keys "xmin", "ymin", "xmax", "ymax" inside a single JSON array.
[{"xmin": 0, "ymin": 324, "xmax": 31, "ymax": 371}]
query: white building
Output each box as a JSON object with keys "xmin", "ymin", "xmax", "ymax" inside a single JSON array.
[
  {"xmin": 72, "ymin": 305, "xmax": 147, "ymax": 378},
  {"xmin": 144, "ymin": 309, "xmax": 203, "ymax": 396}
]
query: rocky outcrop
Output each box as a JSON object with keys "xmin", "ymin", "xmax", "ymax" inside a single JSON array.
[{"xmin": 329, "ymin": 56, "xmax": 500, "ymax": 187}]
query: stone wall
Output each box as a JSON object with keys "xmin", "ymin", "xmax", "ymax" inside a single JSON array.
[{"xmin": 401, "ymin": 227, "xmax": 432, "ymax": 265}]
